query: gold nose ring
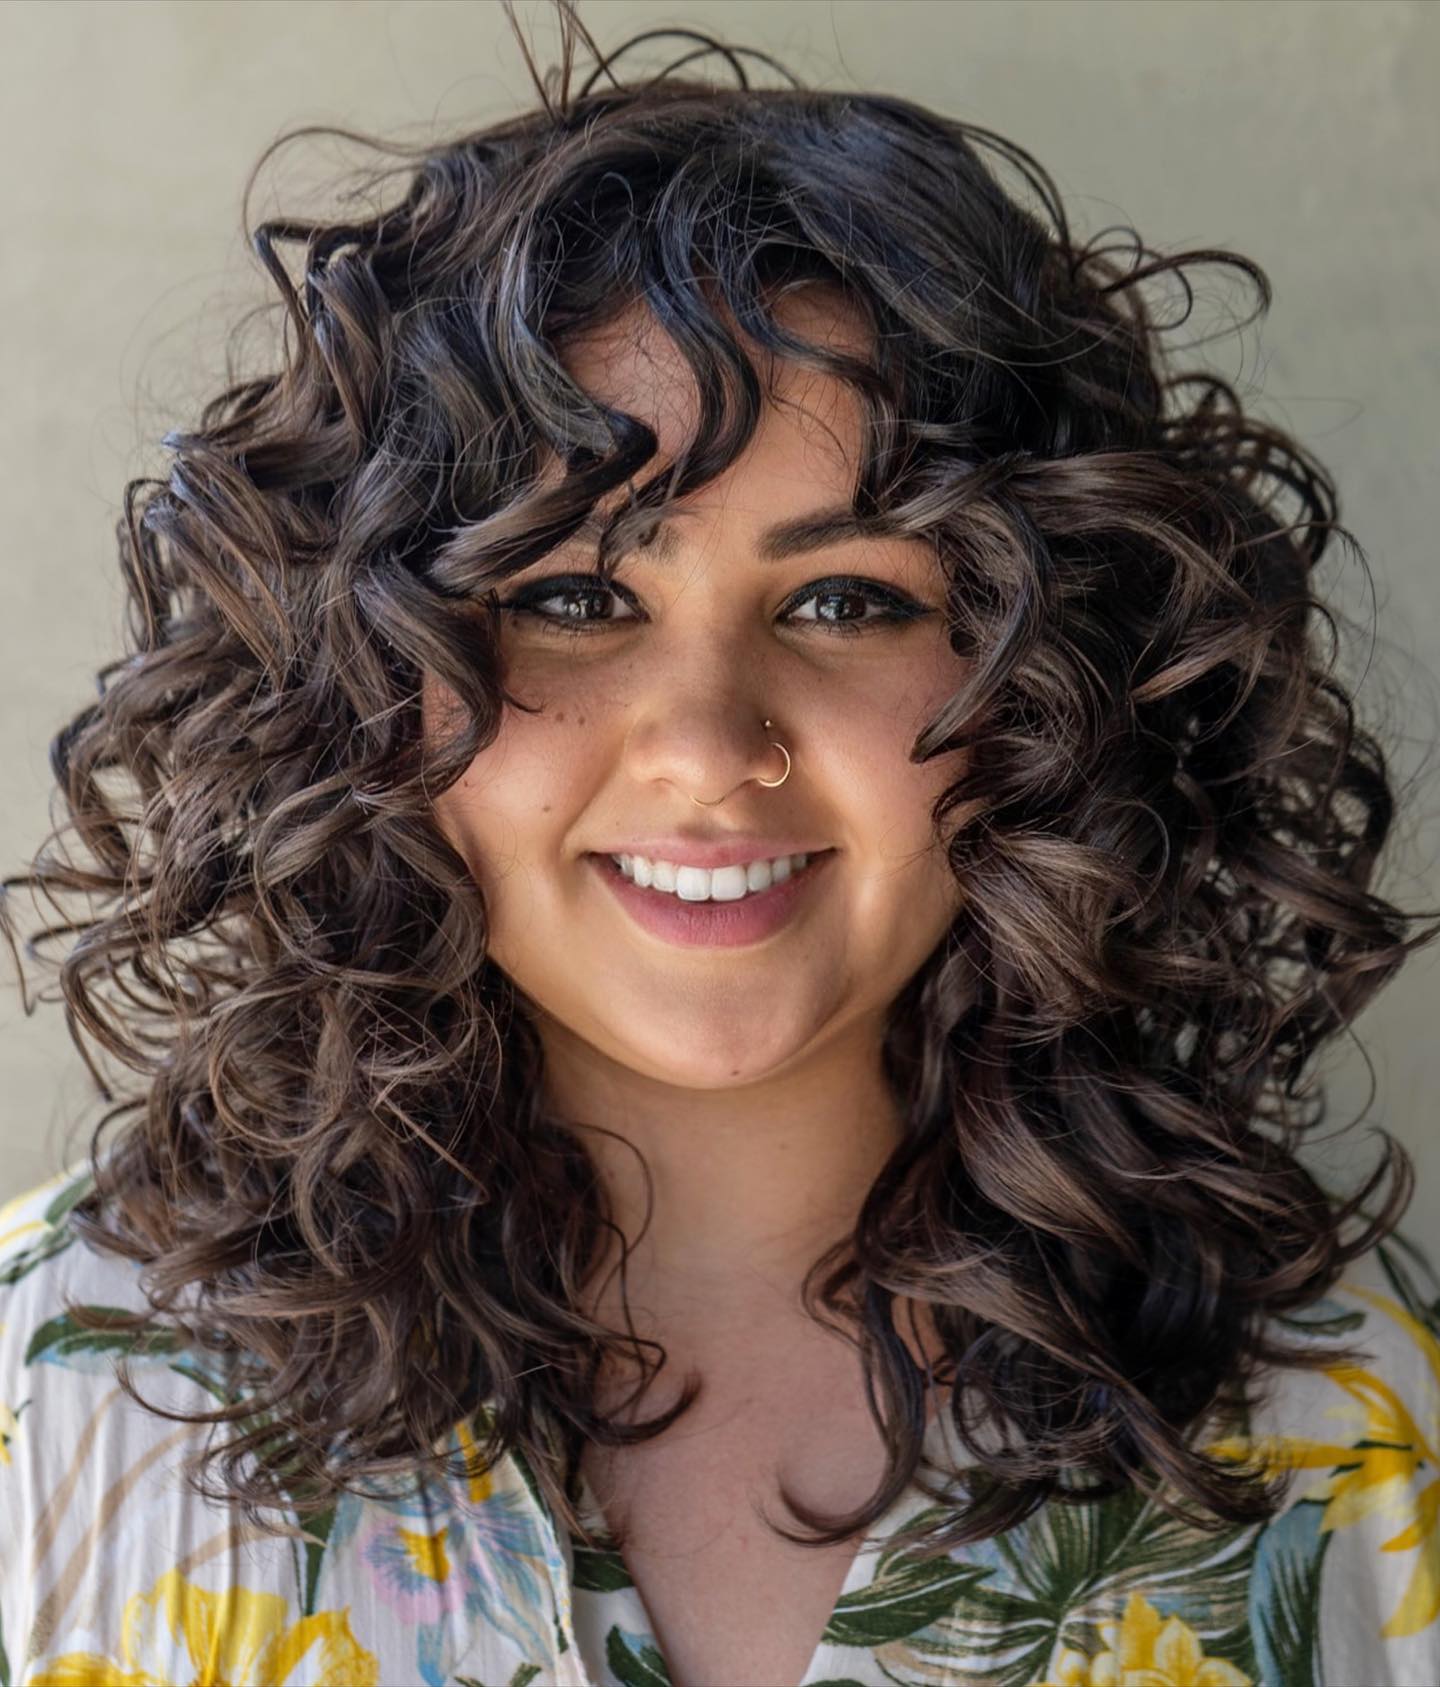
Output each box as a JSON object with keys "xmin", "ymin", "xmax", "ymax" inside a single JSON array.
[
  {"xmin": 689, "ymin": 718, "xmax": 791, "ymax": 804},
  {"xmin": 756, "ymin": 720, "xmax": 790, "ymax": 788}
]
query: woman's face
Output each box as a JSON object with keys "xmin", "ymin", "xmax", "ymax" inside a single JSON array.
[{"xmin": 423, "ymin": 289, "xmax": 969, "ymax": 1094}]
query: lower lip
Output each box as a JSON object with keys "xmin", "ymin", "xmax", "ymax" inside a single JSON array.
[{"xmin": 586, "ymin": 852, "xmax": 837, "ymax": 948}]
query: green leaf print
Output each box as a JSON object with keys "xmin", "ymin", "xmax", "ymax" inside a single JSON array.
[
  {"xmin": 144, "ymin": 1349, "xmax": 345, "ymax": 1622},
  {"xmin": 0, "ymin": 1219, "xmax": 76, "ymax": 1289},
  {"xmin": 15, "ymin": 1262, "xmax": 348, "ymax": 1631},
  {"xmin": 1376, "ymin": 1233, "xmax": 1440, "ymax": 1335},
  {"xmin": 845, "ymin": 1482, "xmax": 1265, "ymax": 1687},
  {"xmin": 42, "ymin": 1171, "xmax": 94, "ymax": 1228},
  {"xmin": 573, "ymin": 1539, "xmax": 636, "ymax": 1593},
  {"xmin": 1249, "ymin": 1496, "xmax": 1331, "ymax": 1687},
  {"xmin": 165, "ymin": 1358, "xmax": 236, "ymax": 1401},
  {"xmin": 507, "ymin": 1438, "xmax": 555, "ymax": 1522},
  {"xmin": 1026, "ymin": 1484, "xmax": 1259, "ymax": 1685},
  {"xmin": 823, "ymin": 1550, "xmax": 995, "ymax": 1647},
  {"xmin": 452, "ymin": 1667, "xmax": 541, "ymax": 1687},
  {"xmin": 1041, "ymin": 1480, "xmax": 1258, "ymax": 1653},
  {"xmin": 23, "ymin": 1304, "xmax": 185, "ymax": 1365},
  {"xmin": 0, "ymin": 1168, "xmax": 89, "ymax": 1287},
  {"xmin": 300, "ymin": 1501, "xmax": 338, "ymax": 1616},
  {"xmin": 605, "ymin": 1622, "xmax": 672, "ymax": 1687},
  {"xmin": 1274, "ymin": 1306, "xmax": 1366, "ymax": 1340}
]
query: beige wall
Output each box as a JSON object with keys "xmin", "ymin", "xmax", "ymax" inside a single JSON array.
[{"xmin": 1, "ymin": 0, "xmax": 1435, "ymax": 1245}]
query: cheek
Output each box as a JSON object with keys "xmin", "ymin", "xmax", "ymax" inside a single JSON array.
[
  {"xmin": 861, "ymin": 670, "xmax": 969, "ymax": 922},
  {"xmin": 420, "ymin": 672, "xmax": 493, "ymax": 864},
  {"xmin": 840, "ymin": 658, "xmax": 967, "ymax": 834},
  {"xmin": 423, "ymin": 688, "xmax": 585, "ymax": 876},
  {"xmin": 420, "ymin": 676, "xmax": 464, "ymax": 854}
]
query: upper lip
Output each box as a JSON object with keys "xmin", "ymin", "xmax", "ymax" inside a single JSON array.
[{"xmin": 589, "ymin": 836, "xmax": 837, "ymax": 870}]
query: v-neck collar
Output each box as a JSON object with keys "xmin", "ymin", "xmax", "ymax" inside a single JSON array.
[{"xmin": 557, "ymin": 1405, "xmax": 956, "ymax": 1687}]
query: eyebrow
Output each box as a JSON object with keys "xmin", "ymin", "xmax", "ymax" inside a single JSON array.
[{"xmin": 556, "ymin": 505, "xmax": 880, "ymax": 566}]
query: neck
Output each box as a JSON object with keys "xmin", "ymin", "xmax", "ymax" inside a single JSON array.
[{"xmin": 532, "ymin": 1010, "xmax": 905, "ymax": 1333}]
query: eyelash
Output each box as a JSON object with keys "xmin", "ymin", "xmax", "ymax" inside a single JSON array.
[{"xmin": 497, "ymin": 573, "xmax": 930, "ymax": 640}]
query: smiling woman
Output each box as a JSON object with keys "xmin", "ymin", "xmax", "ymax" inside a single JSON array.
[
  {"xmin": 2, "ymin": 1, "xmax": 1439, "ymax": 1685},
  {"xmin": 420, "ymin": 287, "xmax": 972, "ymax": 1212}
]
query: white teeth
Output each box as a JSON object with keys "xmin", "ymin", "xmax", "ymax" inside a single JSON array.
[{"xmin": 610, "ymin": 852, "xmax": 812, "ymax": 902}]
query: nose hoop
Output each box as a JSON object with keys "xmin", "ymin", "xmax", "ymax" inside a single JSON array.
[
  {"xmin": 755, "ymin": 725, "xmax": 791, "ymax": 789},
  {"xmin": 689, "ymin": 718, "xmax": 791, "ymax": 806}
]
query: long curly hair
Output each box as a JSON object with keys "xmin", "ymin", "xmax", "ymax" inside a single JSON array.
[{"xmin": 3, "ymin": 0, "xmax": 1434, "ymax": 1558}]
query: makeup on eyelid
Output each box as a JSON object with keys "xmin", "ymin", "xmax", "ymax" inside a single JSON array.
[{"xmin": 498, "ymin": 572, "xmax": 935, "ymax": 638}]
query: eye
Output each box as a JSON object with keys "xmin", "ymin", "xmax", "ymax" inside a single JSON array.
[
  {"xmin": 497, "ymin": 573, "xmax": 932, "ymax": 640},
  {"xmin": 499, "ymin": 576, "xmax": 640, "ymax": 635},
  {"xmin": 785, "ymin": 578, "xmax": 931, "ymax": 637}
]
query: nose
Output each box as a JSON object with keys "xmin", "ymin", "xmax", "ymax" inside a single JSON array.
[{"xmin": 621, "ymin": 698, "xmax": 788, "ymax": 807}]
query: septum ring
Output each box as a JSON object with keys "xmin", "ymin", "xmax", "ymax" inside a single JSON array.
[{"xmin": 690, "ymin": 718, "xmax": 791, "ymax": 805}]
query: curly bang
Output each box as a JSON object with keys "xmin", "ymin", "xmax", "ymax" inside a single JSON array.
[{"xmin": 3, "ymin": 0, "xmax": 1435, "ymax": 1558}]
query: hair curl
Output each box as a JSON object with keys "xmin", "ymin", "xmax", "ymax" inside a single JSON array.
[{"xmin": 4, "ymin": 0, "xmax": 1436, "ymax": 1559}]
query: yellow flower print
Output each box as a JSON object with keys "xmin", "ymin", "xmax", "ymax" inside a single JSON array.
[
  {"xmin": 1033, "ymin": 1641, "xmax": 1096, "ymax": 1686},
  {"xmin": 1203, "ymin": 1280, "xmax": 1440, "ymax": 1642},
  {"xmin": 454, "ymin": 1411, "xmax": 497, "ymax": 1506},
  {"xmin": 0, "ymin": 1396, "xmax": 17, "ymax": 1467},
  {"xmin": 29, "ymin": 1566, "xmax": 378, "ymax": 1685},
  {"xmin": 1032, "ymin": 1590, "xmax": 1251, "ymax": 1686},
  {"xmin": 397, "ymin": 1522, "xmax": 451, "ymax": 1581}
]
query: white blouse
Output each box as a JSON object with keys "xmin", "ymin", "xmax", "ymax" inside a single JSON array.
[{"xmin": 4, "ymin": 1159, "xmax": 1440, "ymax": 1686}]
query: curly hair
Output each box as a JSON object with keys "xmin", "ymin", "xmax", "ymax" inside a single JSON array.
[{"xmin": 3, "ymin": 0, "xmax": 1434, "ymax": 1559}]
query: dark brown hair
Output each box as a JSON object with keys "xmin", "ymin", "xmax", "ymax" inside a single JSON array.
[{"xmin": 4, "ymin": 0, "xmax": 1435, "ymax": 1558}]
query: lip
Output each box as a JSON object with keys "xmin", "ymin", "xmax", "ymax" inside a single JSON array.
[
  {"xmin": 586, "ymin": 849, "xmax": 837, "ymax": 949},
  {"xmin": 589, "ymin": 837, "xmax": 835, "ymax": 871}
]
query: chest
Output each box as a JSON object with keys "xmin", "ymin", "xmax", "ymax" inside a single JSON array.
[{"xmin": 577, "ymin": 1386, "xmax": 899, "ymax": 1687}]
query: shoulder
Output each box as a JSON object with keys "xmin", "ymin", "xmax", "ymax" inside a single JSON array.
[
  {"xmin": 0, "ymin": 1163, "xmax": 574, "ymax": 1687},
  {"xmin": 0, "ymin": 1160, "xmax": 236, "ymax": 1601},
  {"xmin": 1198, "ymin": 1222, "xmax": 1440, "ymax": 1683},
  {"xmin": 0, "ymin": 1163, "xmax": 391, "ymax": 1684},
  {"xmin": 1218, "ymin": 1218, "xmax": 1440, "ymax": 1495},
  {"xmin": 1248, "ymin": 1221, "xmax": 1440, "ymax": 1441},
  {"xmin": 1330, "ymin": 1222, "xmax": 1440, "ymax": 1392},
  {"xmin": 0, "ymin": 1157, "xmax": 95, "ymax": 1277},
  {"xmin": 0, "ymin": 1156, "xmax": 170, "ymax": 1401},
  {"xmin": 0, "ymin": 1157, "xmax": 114, "ymax": 1417},
  {"xmin": 0, "ymin": 1153, "xmax": 235, "ymax": 1447}
]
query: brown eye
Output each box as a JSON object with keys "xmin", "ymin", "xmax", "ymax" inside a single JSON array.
[
  {"xmin": 497, "ymin": 572, "xmax": 931, "ymax": 640},
  {"xmin": 501, "ymin": 577, "xmax": 638, "ymax": 635},
  {"xmin": 782, "ymin": 578, "xmax": 930, "ymax": 638}
]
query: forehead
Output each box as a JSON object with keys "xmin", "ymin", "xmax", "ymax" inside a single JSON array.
[
  {"xmin": 513, "ymin": 290, "xmax": 952, "ymax": 592},
  {"xmin": 551, "ymin": 283, "xmax": 875, "ymax": 481}
]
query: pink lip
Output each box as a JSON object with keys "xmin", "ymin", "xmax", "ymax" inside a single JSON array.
[
  {"xmin": 586, "ymin": 851, "xmax": 837, "ymax": 948},
  {"xmin": 590, "ymin": 836, "xmax": 834, "ymax": 871}
]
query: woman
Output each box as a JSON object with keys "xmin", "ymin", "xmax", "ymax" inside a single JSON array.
[{"xmin": 2, "ymin": 4, "xmax": 1437, "ymax": 1684}]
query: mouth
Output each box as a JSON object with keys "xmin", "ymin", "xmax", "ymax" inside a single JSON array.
[{"xmin": 584, "ymin": 849, "xmax": 839, "ymax": 949}]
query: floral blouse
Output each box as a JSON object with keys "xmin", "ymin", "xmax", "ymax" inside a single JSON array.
[{"xmin": 3, "ymin": 1158, "xmax": 1439, "ymax": 1686}]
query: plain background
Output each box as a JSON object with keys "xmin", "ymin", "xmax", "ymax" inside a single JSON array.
[{"xmin": 0, "ymin": 1, "xmax": 1435, "ymax": 1247}]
